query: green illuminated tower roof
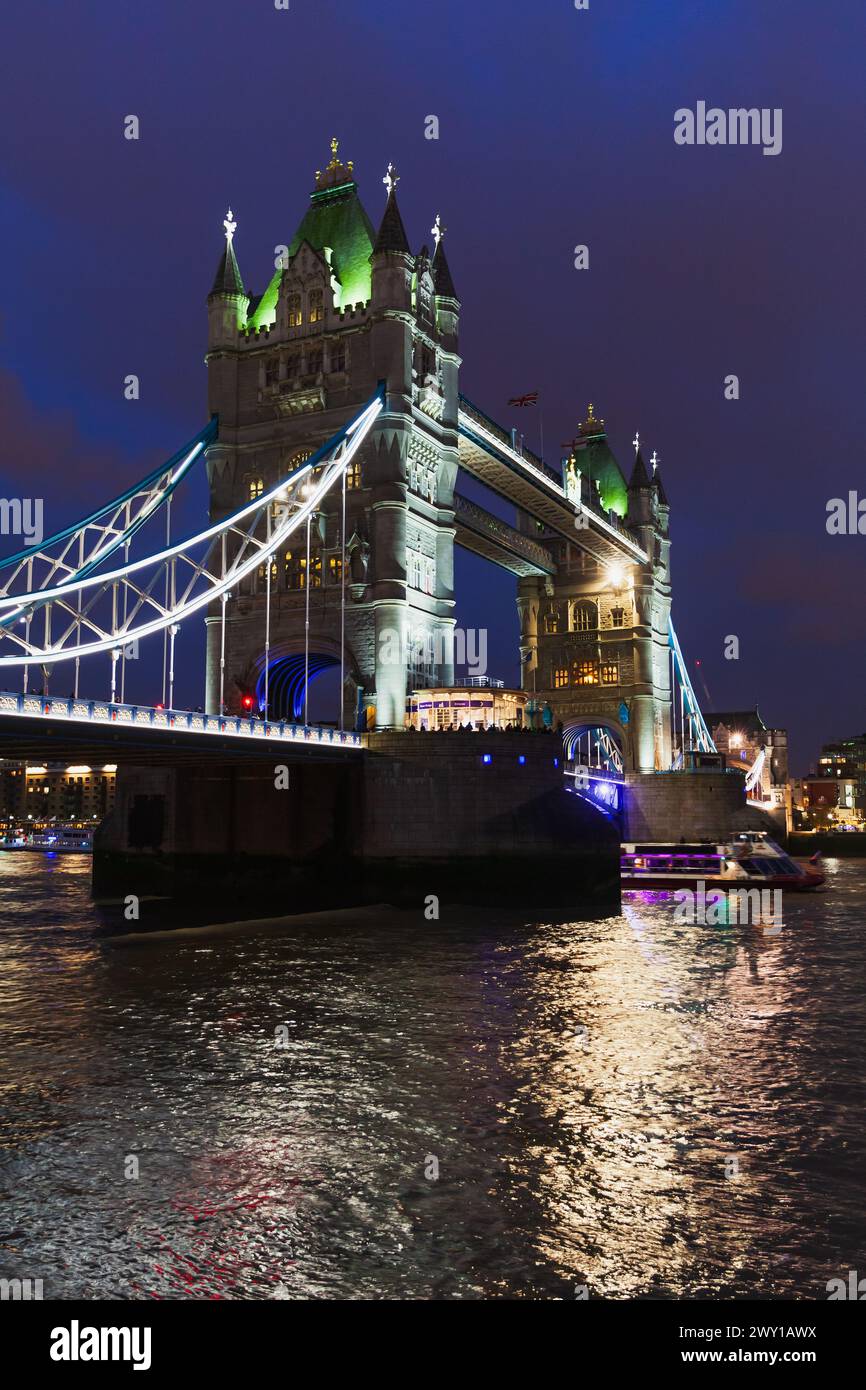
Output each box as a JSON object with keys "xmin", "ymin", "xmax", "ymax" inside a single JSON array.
[
  {"xmin": 248, "ymin": 140, "xmax": 375, "ymax": 330},
  {"xmin": 572, "ymin": 404, "xmax": 629, "ymax": 518}
]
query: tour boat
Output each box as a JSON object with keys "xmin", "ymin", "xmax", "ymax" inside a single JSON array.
[
  {"xmin": 621, "ymin": 831, "xmax": 825, "ymax": 891},
  {"xmin": 1, "ymin": 827, "xmax": 93, "ymax": 853}
]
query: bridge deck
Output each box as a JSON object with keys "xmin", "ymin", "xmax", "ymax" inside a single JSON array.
[{"xmin": 0, "ymin": 693, "xmax": 363, "ymax": 765}]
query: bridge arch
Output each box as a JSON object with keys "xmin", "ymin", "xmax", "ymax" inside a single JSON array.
[
  {"xmin": 250, "ymin": 638, "xmax": 362, "ymax": 724},
  {"xmin": 562, "ymin": 715, "xmax": 629, "ymax": 774}
]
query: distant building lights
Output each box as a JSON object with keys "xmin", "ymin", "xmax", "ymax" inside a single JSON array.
[{"xmin": 482, "ymin": 754, "xmax": 492, "ymax": 765}]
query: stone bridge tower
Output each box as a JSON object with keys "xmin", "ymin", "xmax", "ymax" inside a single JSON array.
[
  {"xmin": 204, "ymin": 142, "xmax": 460, "ymax": 729},
  {"xmin": 517, "ymin": 410, "xmax": 673, "ymax": 773}
]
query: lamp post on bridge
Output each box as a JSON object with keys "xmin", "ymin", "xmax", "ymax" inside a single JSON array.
[
  {"xmin": 110, "ymin": 646, "xmax": 122, "ymax": 704},
  {"xmin": 168, "ymin": 624, "xmax": 180, "ymax": 712}
]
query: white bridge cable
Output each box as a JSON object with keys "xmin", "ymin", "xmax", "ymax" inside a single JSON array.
[
  {"xmin": 0, "ymin": 392, "xmax": 383, "ymax": 667},
  {"xmin": 668, "ymin": 616, "xmax": 717, "ymax": 756}
]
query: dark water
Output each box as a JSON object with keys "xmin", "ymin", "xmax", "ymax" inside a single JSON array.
[{"xmin": 0, "ymin": 853, "xmax": 864, "ymax": 1301}]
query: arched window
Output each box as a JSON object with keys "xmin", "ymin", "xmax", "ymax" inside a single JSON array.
[
  {"xmin": 265, "ymin": 359, "xmax": 279, "ymax": 387},
  {"xmin": 346, "ymin": 459, "xmax": 361, "ymax": 490},
  {"xmin": 553, "ymin": 665, "xmax": 568, "ymax": 689},
  {"xmin": 544, "ymin": 607, "xmax": 560, "ymax": 635},
  {"xmin": 248, "ymin": 477, "xmax": 264, "ymax": 500},
  {"xmin": 309, "ymin": 289, "xmax": 324, "ymax": 324},
  {"xmin": 287, "ymin": 293, "xmax": 302, "ymax": 328},
  {"xmin": 572, "ymin": 601, "xmax": 598, "ymax": 633},
  {"xmin": 600, "ymin": 659, "xmax": 620, "ymax": 684}
]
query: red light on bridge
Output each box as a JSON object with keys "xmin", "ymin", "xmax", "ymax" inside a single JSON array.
[{"xmin": 242, "ymin": 695, "xmax": 254, "ymax": 711}]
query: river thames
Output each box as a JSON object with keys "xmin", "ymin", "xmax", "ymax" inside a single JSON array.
[{"xmin": 1, "ymin": 853, "xmax": 863, "ymax": 1300}]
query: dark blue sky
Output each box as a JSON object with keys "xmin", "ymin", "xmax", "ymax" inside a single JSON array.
[{"xmin": 2, "ymin": 0, "xmax": 864, "ymax": 770}]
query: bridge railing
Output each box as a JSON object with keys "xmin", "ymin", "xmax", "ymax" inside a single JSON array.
[{"xmin": 0, "ymin": 691, "xmax": 363, "ymax": 749}]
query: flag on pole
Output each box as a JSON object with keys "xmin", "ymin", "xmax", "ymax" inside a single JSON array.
[{"xmin": 507, "ymin": 392, "xmax": 539, "ymax": 407}]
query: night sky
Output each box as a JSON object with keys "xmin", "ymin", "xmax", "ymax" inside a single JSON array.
[{"xmin": 1, "ymin": 0, "xmax": 864, "ymax": 771}]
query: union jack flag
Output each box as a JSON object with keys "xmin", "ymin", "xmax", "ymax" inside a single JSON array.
[{"xmin": 507, "ymin": 392, "xmax": 539, "ymax": 407}]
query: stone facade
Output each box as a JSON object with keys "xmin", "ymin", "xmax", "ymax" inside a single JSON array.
[
  {"xmin": 517, "ymin": 418, "xmax": 673, "ymax": 774},
  {"xmin": 204, "ymin": 146, "xmax": 461, "ymax": 730}
]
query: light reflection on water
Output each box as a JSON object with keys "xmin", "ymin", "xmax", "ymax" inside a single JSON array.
[{"xmin": 0, "ymin": 853, "xmax": 864, "ymax": 1300}]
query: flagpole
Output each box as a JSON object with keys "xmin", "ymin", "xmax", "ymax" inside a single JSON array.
[{"xmin": 538, "ymin": 396, "xmax": 545, "ymax": 464}]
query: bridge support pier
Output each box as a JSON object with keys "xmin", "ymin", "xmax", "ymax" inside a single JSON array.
[{"xmin": 93, "ymin": 734, "xmax": 621, "ymax": 927}]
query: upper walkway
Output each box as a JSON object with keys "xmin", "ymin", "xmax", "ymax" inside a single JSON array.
[{"xmin": 456, "ymin": 394, "xmax": 648, "ymax": 567}]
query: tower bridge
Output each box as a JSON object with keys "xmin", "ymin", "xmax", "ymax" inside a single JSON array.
[{"xmin": 0, "ymin": 141, "xmax": 756, "ymax": 913}]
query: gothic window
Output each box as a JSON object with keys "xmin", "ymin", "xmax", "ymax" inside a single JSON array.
[
  {"xmin": 289, "ymin": 550, "xmax": 321, "ymax": 589},
  {"xmin": 572, "ymin": 658, "xmax": 598, "ymax": 685},
  {"xmin": 572, "ymin": 600, "xmax": 598, "ymax": 632},
  {"xmin": 553, "ymin": 665, "xmax": 569, "ymax": 689},
  {"xmin": 328, "ymin": 555, "xmax": 343, "ymax": 583},
  {"xmin": 346, "ymin": 459, "xmax": 361, "ymax": 490},
  {"xmin": 307, "ymin": 348, "xmax": 324, "ymax": 376},
  {"xmin": 407, "ymin": 550, "xmax": 423, "ymax": 590},
  {"xmin": 284, "ymin": 550, "xmax": 302, "ymax": 588},
  {"xmin": 423, "ymin": 557, "xmax": 436, "ymax": 595},
  {"xmin": 265, "ymin": 358, "xmax": 279, "ymax": 387},
  {"xmin": 544, "ymin": 608, "xmax": 559, "ymax": 635},
  {"xmin": 611, "ymin": 606, "xmax": 625, "ymax": 628},
  {"xmin": 285, "ymin": 353, "xmax": 301, "ymax": 380},
  {"xmin": 309, "ymin": 289, "xmax": 324, "ymax": 324},
  {"xmin": 248, "ymin": 477, "xmax": 264, "ymax": 500},
  {"xmin": 329, "ymin": 343, "xmax": 346, "ymax": 373},
  {"xmin": 287, "ymin": 293, "xmax": 302, "ymax": 328},
  {"xmin": 600, "ymin": 659, "xmax": 620, "ymax": 684},
  {"xmin": 258, "ymin": 559, "xmax": 277, "ymax": 587}
]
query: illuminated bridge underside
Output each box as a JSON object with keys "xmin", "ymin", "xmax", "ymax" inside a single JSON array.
[
  {"xmin": 453, "ymin": 493, "xmax": 555, "ymax": 577},
  {"xmin": 457, "ymin": 397, "xmax": 648, "ymax": 566}
]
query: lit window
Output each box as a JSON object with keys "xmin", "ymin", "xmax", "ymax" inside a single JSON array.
[
  {"xmin": 573, "ymin": 659, "xmax": 598, "ymax": 685},
  {"xmin": 544, "ymin": 609, "xmax": 559, "ymax": 634},
  {"xmin": 328, "ymin": 555, "xmax": 343, "ymax": 583},
  {"xmin": 553, "ymin": 666, "xmax": 568, "ymax": 689},
  {"xmin": 299, "ymin": 551, "xmax": 322, "ymax": 589},
  {"xmin": 309, "ymin": 289, "xmax": 324, "ymax": 324},
  {"xmin": 600, "ymin": 661, "xmax": 619, "ymax": 684},
  {"xmin": 249, "ymin": 477, "xmax": 264, "ymax": 500},
  {"xmin": 346, "ymin": 459, "xmax": 361, "ymax": 490},
  {"xmin": 287, "ymin": 294, "xmax": 302, "ymax": 328}
]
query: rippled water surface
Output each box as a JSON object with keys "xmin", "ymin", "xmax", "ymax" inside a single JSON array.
[{"xmin": 1, "ymin": 853, "xmax": 864, "ymax": 1300}]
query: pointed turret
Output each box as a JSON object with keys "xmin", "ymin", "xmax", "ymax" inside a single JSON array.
[
  {"xmin": 631, "ymin": 447, "xmax": 650, "ymax": 492},
  {"xmin": 209, "ymin": 209, "xmax": 245, "ymax": 297},
  {"xmin": 430, "ymin": 214, "xmax": 458, "ymax": 300},
  {"xmin": 654, "ymin": 468, "xmax": 669, "ymax": 507},
  {"xmin": 207, "ymin": 209, "xmax": 249, "ymax": 350},
  {"xmin": 373, "ymin": 164, "xmax": 411, "ymax": 254}
]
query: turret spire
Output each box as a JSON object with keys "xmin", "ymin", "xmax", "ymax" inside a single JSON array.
[
  {"xmin": 373, "ymin": 163, "xmax": 411, "ymax": 255},
  {"xmin": 210, "ymin": 207, "xmax": 244, "ymax": 296},
  {"xmin": 431, "ymin": 212, "xmax": 458, "ymax": 298}
]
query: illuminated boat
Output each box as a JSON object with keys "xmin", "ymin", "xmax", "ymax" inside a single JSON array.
[{"xmin": 621, "ymin": 831, "xmax": 824, "ymax": 891}]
